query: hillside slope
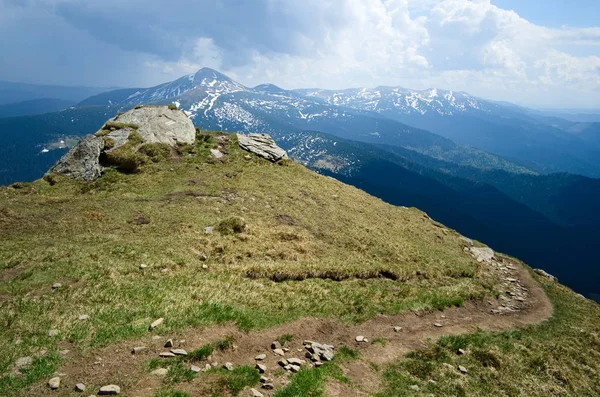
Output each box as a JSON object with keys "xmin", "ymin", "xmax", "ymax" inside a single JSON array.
[{"xmin": 1, "ymin": 126, "xmax": 599, "ymax": 396}]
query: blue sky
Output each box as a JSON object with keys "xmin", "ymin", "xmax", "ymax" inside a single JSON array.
[{"xmin": 0, "ymin": 0, "xmax": 598, "ymax": 108}]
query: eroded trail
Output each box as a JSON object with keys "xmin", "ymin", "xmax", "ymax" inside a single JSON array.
[{"xmin": 26, "ymin": 256, "xmax": 553, "ymax": 397}]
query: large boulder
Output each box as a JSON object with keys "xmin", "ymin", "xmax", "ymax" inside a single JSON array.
[
  {"xmin": 108, "ymin": 106, "xmax": 195, "ymax": 146},
  {"xmin": 49, "ymin": 135, "xmax": 105, "ymax": 181},
  {"xmin": 47, "ymin": 106, "xmax": 195, "ymax": 180},
  {"xmin": 237, "ymin": 133, "xmax": 288, "ymax": 162},
  {"xmin": 470, "ymin": 247, "xmax": 494, "ymax": 263}
]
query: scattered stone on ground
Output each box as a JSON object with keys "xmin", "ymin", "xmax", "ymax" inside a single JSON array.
[
  {"xmin": 534, "ymin": 268, "xmax": 557, "ymax": 282},
  {"xmin": 289, "ymin": 364, "xmax": 301, "ymax": 373},
  {"xmin": 410, "ymin": 385, "xmax": 420, "ymax": 391},
  {"xmin": 98, "ymin": 385, "xmax": 121, "ymax": 395},
  {"xmin": 355, "ymin": 335, "xmax": 366, "ymax": 342},
  {"xmin": 202, "ymin": 264, "xmax": 209, "ymax": 269},
  {"xmin": 170, "ymin": 349, "xmax": 187, "ymax": 356},
  {"xmin": 255, "ymin": 354, "xmax": 266, "ymax": 361},
  {"xmin": 457, "ymin": 349, "xmax": 466, "ymax": 355},
  {"xmin": 139, "ymin": 264, "xmax": 147, "ymax": 269},
  {"xmin": 132, "ymin": 346, "xmax": 146, "ymax": 354},
  {"xmin": 305, "ymin": 341, "xmax": 335, "ymax": 362},
  {"xmin": 470, "ymin": 247, "xmax": 495, "ymax": 263},
  {"xmin": 273, "ymin": 348, "xmax": 285, "ymax": 356},
  {"xmin": 190, "ymin": 365, "xmax": 201, "ymax": 373},
  {"xmin": 151, "ymin": 368, "xmax": 168, "ymax": 376},
  {"xmin": 75, "ymin": 383, "xmax": 86, "ymax": 392},
  {"xmin": 223, "ymin": 362, "xmax": 234, "ymax": 371},
  {"xmin": 460, "ymin": 236, "xmax": 474, "ymax": 246},
  {"xmin": 210, "ymin": 149, "xmax": 224, "ymax": 159},
  {"xmin": 204, "ymin": 226, "xmax": 214, "ymax": 234},
  {"xmin": 262, "ymin": 383, "xmax": 274, "ymax": 390},
  {"xmin": 149, "ymin": 318, "xmax": 164, "ymax": 330},
  {"xmin": 271, "ymin": 341, "xmax": 282, "ymax": 350},
  {"xmin": 237, "ymin": 133, "xmax": 288, "ymax": 162},
  {"xmin": 250, "ymin": 389, "xmax": 264, "ymax": 397},
  {"xmin": 459, "ymin": 365, "xmax": 469, "ymax": 374},
  {"xmin": 164, "ymin": 339, "xmax": 173, "ymax": 348},
  {"xmin": 79, "ymin": 315, "xmax": 89, "ymax": 321},
  {"xmin": 48, "ymin": 330, "xmax": 59, "ymax": 337},
  {"xmin": 393, "ymin": 326, "xmax": 402, "ymax": 332},
  {"xmin": 434, "ymin": 323, "xmax": 443, "ymax": 328},
  {"xmin": 260, "ymin": 376, "xmax": 271, "ymax": 383},
  {"xmin": 287, "ymin": 358, "xmax": 305, "ymax": 366},
  {"xmin": 48, "ymin": 377, "xmax": 61, "ymax": 389},
  {"xmin": 52, "ymin": 283, "xmax": 62, "ymax": 289},
  {"xmin": 159, "ymin": 352, "xmax": 176, "ymax": 358},
  {"xmin": 256, "ymin": 364, "xmax": 267, "ymax": 373}
]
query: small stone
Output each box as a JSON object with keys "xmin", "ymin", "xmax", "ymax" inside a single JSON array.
[
  {"xmin": 321, "ymin": 350, "xmax": 334, "ymax": 361},
  {"xmin": 205, "ymin": 364, "xmax": 213, "ymax": 371},
  {"xmin": 223, "ymin": 362, "xmax": 234, "ymax": 371},
  {"xmin": 75, "ymin": 383, "xmax": 86, "ymax": 392},
  {"xmin": 314, "ymin": 361, "xmax": 323, "ymax": 367},
  {"xmin": 98, "ymin": 385, "xmax": 121, "ymax": 395},
  {"xmin": 161, "ymin": 268, "xmax": 168, "ymax": 273},
  {"xmin": 52, "ymin": 283, "xmax": 62, "ymax": 289},
  {"xmin": 278, "ymin": 359, "xmax": 289, "ymax": 367},
  {"xmin": 273, "ymin": 348, "xmax": 285, "ymax": 356},
  {"xmin": 355, "ymin": 335, "xmax": 366, "ymax": 342},
  {"xmin": 262, "ymin": 383, "xmax": 274, "ymax": 390},
  {"xmin": 204, "ymin": 226, "xmax": 214, "ymax": 234},
  {"xmin": 433, "ymin": 323, "xmax": 443, "ymax": 328},
  {"xmin": 260, "ymin": 376, "xmax": 271, "ymax": 383},
  {"xmin": 244, "ymin": 155, "xmax": 252, "ymax": 160},
  {"xmin": 410, "ymin": 385, "xmax": 420, "ymax": 391},
  {"xmin": 393, "ymin": 326, "xmax": 402, "ymax": 332},
  {"xmin": 457, "ymin": 349, "xmax": 466, "ymax": 355},
  {"xmin": 289, "ymin": 364, "xmax": 301, "ymax": 373},
  {"xmin": 251, "ymin": 389, "xmax": 264, "ymax": 397},
  {"xmin": 60, "ymin": 350, "xmax": 70, "ymax": 355},
  {"xmin": 256, "ymin": 363, "xmax": 267, "ymax": 373},
  {"xmin": 48, "ymin": 330, "xmax": 59, "ymax": 337},
  {"xmin": 210, "ymin": 149, "xmax": 224, "ymax": 159},
  {"xmin": 149, "ymin": 318, "xmax": 164, "ymax": 330},
  {"xmin": 170, "ymin": 349, "xmax": 187, "ymax": 356},
  {"xmin": 15, "ymin": 356, "xmax": 32, "ymax": 368},
  {"xmin": 79, "ymin": 315, "xmax": 89, "ymax": 321},
  {"xmin": 151, "ymin": 368, "xmax": 168, "ymax": 376},
  {"xmin": 190, "ymin": 365, "xmax": 201, "ymax": 373},
  {"xmin": 139, "ymin": 264, "xmax": 147, "ymax": 269},
  {"xmin": 271, "ymin": 341, "xmax": 282, "ymax": 350},
  {"xmin": 428, "ymin": 379, "xmax": 437, "ymax": 385},
  {"xmin": 14, "ymin": 338, "xmax": 22, "ymax": 345},
  {"xmin": 255, "ymin": 354, "xmax": 266, "ymax": 361},
  {"xmin": 164, "ymin": 339, "xmax": 173, "ymax": 348},
  {"xmin": 159, "ymin": 352, "xmax": 176, "ymax": 358},
  {"xmin": 287, "ymin": 358, "xmax": 305, "ymax": 366},
  {"xmin": 48, "ymin": 377, "xmax": 61, "ymax": 389},
  {"xmin": 458, "ymin": 365, "xmax": 468, "ymax": 374}
]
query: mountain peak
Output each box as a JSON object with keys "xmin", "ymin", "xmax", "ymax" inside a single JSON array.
[{"xmin": 192, "ymin": 67, "xmax": 234, "ymax": 84}]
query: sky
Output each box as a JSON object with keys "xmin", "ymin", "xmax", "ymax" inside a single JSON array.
[{"xmin": 0, "ymin": 0, "xmax": 599, "ymax": 108}]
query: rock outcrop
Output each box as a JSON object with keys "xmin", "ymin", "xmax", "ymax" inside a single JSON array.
[
  {"xmin": 48, "ymin": 135, "xmax": 105, "ymax": 180},
  {"xmin": 470, "ymin": 247, "xmax": 494, "ymax": 263},
  {"xmin": 237, "ymin": 133, "xmax": 288, "ymax": 162},
  {"xmin": 48, "ymin": 106, "xmax": 195, "ymax": 180},
  {"xmin": 108, "ymin": 106, "xmax": 195, "ymax": 146}
]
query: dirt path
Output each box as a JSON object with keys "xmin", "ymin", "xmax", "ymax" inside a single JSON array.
[{"xmin": 25, "ymin": 255, "xmax": 553, "ymax": 396}]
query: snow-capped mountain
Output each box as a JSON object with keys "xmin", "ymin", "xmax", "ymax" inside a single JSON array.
[
  {"xmin": 77, "ymin": 67, "xmax": 600, "ymax": 177},
  {"xmin": 295, "ymin": 86, "xmax": 496, "ymax": 116}
]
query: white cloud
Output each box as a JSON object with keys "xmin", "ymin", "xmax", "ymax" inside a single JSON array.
[{"xmin": 0, "ymin": 0, "xmax": 598, "ymax": 107}]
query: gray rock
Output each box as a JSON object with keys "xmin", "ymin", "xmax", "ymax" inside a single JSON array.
[
  {"xmin": 204, "ymin": 226, "xmax": 214, "ymax": 234},
  {"xmin": 15, "ymin": 356, "xmax": 32, "ymax": 368},
  {"xmin": 260, "ymin": 376, "xmax": 271, "ymax": 383},
  {"xmin": 410, "ymin": 385, "xmax": 420, "ymax": 391},
  {"xmin": 534, "ymin": 269, "xmax": 558, "ymax": 282},
  {"xmin": 98, "ymin": 385, "xmax": 121, "ymax": 395},
  {"xmin": 289, "ymin": 364, "xmax": 301, "ymax": 373},
  {"xmin": 159, "ymin": 352, "xmax": 176, "ymax": 358},
  {"xmin": 132, "ymin": 346, "xmax": 147, "ymax": 354},
  {"xmin": 470, "ymin": 247, "xmax": 494, "ymax": 263},
  {"xmin": 255, "ymin": 354, "xmax": 266, "ymax": 361},
  {"xmin": 79, "ymin": 315, "xmax": 89, "ymax": 321},
  {"xmin": 210, "ymin": 149, "xmax": 224, "ymax": 159},
  {"xmin": 52, "ymin": 283, "xmax": 62, "ymax": 289},
  {"xmin": 48, "ymin": 330, "xmax": 59, "ymax": 337},
  {"xmin": 140, "ymin": 264, "xmax": 148, "ymax": 269},
  {"xmin": 271, "ymin": 341, "xmax": 282, "ymax": 350},
  {"xmin": 149, "ymin": 318, "xmax": 164, "ymax": 330},
  {"xmin": 273, "ymin": 348, "xmax": 285, "ymax": 356},
  {"xmin": 164, "ymin": 339, "xmax": 173, "ymax": 348},
  {"xmin": 108, "ymin": 106, "xmax": 195, "ymax": 146},
  {"xmin": 48, "ymin": 377, "xmax": 61, "ymax": 389},
  {"xmin": 393, "ymin": 326, "xmax": 402, "ymax": 332},
  {"xmin": 49, "ymin": 135, "xmax": 105, "ymax": 181},
  {"xmin": 262, "ymin": 383, "xmax": 274, "ymax": 390},
  {"xmin": 287, "ymin": 358, "xmax": 305, "ymax": 366},
  {"xmin": 251, "ymin": 389, "xmax": 264, "ymax": 397},
  {"xmin": 237, "ymin": 133, "xmax": 288, "ymax": 162},
  {"xmin": 458, "ymin": 365, "xmax": 468, "ymax": 374},
  {"xmin": 190, "ymin": 365, "xmax": 201, "ymax": 373},
  {"xmin": 75, "ymin": 383, "xmax": 86, "ymax": 392},
  {"xmin": 278, "ymin": 359, "xmax": 288, "ymax": 367},
  {"xmin": 170, "ymin": 349, "xmax": 187, "ymax": 356},
  {"xmin": 255, "ymin": 363, "xmax": 267, "ymax": 373},
  {"xmin": 457, "ymin": 349, "xmax": 466, "ymax": 355},
  {"xmin": 151, "ymin": 368, "xmax": 168, "ymax": 376},
  {"xmin": 355, "ymin": 335, "xmax": 366, "ymax": 342},
  {"xmin": 223, "ymin": 362, "xmax": 234, "ymax": 371},
  {"xmin": 433, "ymin": 323, "xmax": 443, "ymax": 328}
]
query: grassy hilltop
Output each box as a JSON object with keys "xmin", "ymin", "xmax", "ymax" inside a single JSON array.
[{"xmin": 1, "ymin": 130, "xmax": 599, "ymax": 396}]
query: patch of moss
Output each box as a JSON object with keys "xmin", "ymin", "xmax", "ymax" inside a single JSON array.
[
  {"xmin": 168, "ymin": 103, "xmax": 178, "ymax": 110},
  {"xmin": 102, "ymin": 131, "xmax": 146, "ymax": 173},
  {"xmin": 217, "ymin": 216, "xmax": 246, "ymax": 234},
  {"xmin": 139, "ymin": 143, "xmax": 172, "ymax": 163}
]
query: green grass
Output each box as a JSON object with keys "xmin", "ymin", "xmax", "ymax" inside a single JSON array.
[
  {"xmin": 155, "ymin": 388, "xmax": 190, "ymax": 397},
  {"xmin": 0, "ymin": 131, "xmax": 513, "ymax": 395},
  {"xmin": 188, "ymin": 337, "xmax": 234, "ymax": 362},
  {"xmin": 277, "ymin": 333, "xmax": 294, "ymax": 346},
  {"xmin": 372, "ymin": 337, "xmax": 389, "ymax": 346},
  {"xmin": 376, "ymin": 279, "xmax": 600, "ymax": 396},
  {"xmin": 208, "ymin": 366, "xmax": 260, "ymax": 396}
]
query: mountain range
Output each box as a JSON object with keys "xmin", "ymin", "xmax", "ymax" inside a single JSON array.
[{"xmin": 1, "ymin": 67, "xmax": 599, "ymax": 301}]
